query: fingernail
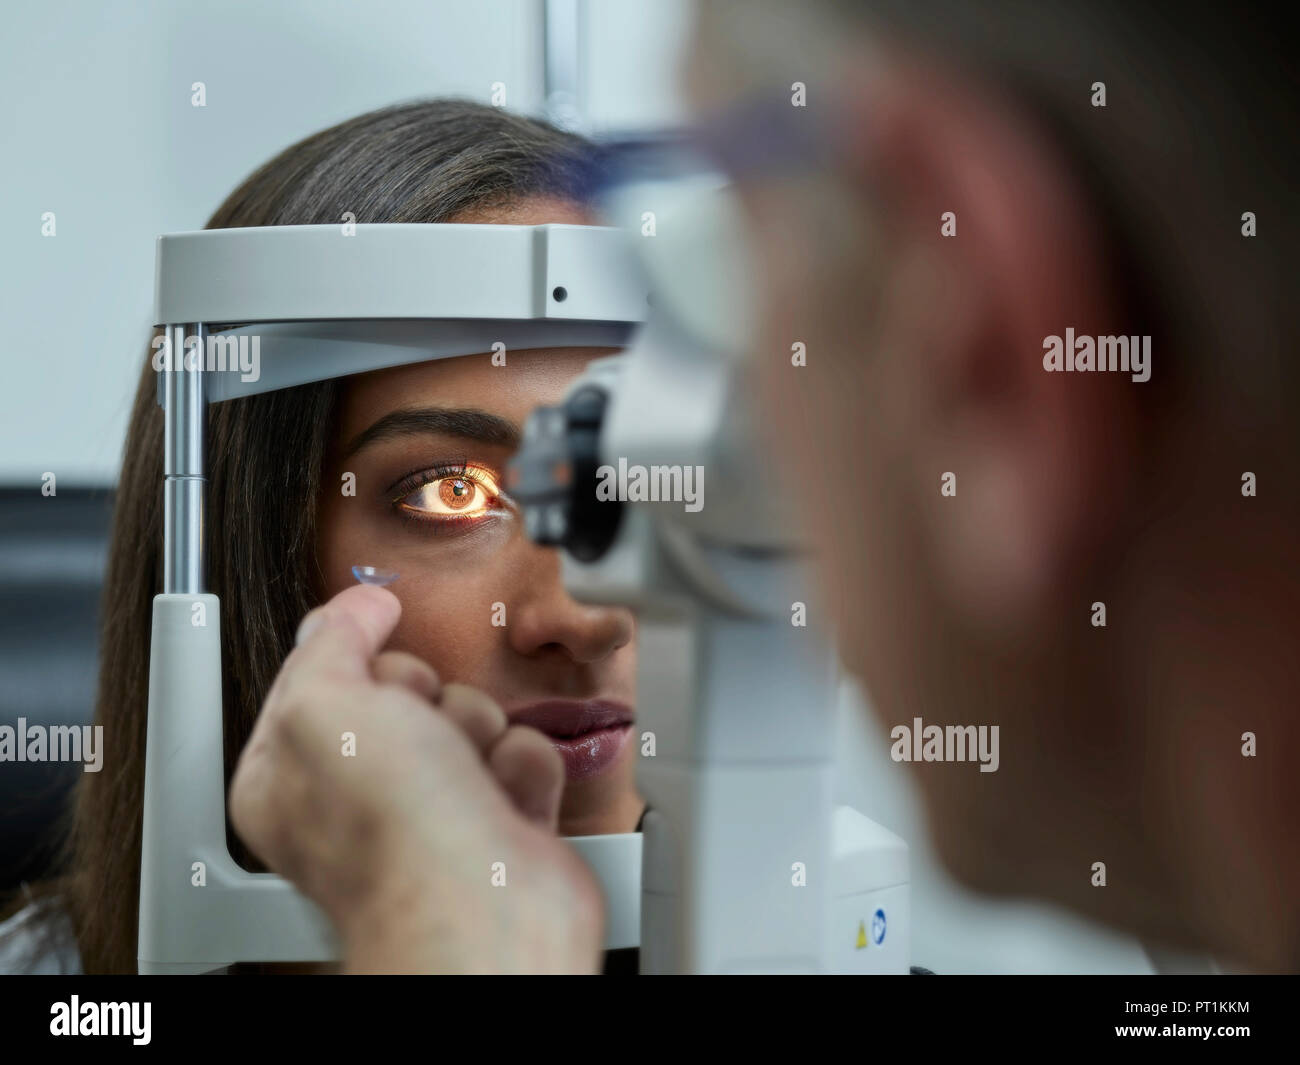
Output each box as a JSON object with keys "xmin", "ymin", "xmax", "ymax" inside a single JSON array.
[
  {"xmin": 295, "ymin": 610, "xmax": 327, "ymax": 646},
  {"xmin": 352, "ymin": 565, "xmax": 399, "ymax": 587}
]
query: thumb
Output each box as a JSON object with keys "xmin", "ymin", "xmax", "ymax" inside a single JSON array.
[{"xmin": 290, "ymin": 584, "xmax": 403, "ymax": 681}]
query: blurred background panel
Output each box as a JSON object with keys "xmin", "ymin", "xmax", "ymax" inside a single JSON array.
[
  {"xmin": 0, "ymin": 0, "xmax": 1150, "ymax": 973},
  {"xmin": 0, "ymin": 487, "xmax": 112, "ymax": 892}
]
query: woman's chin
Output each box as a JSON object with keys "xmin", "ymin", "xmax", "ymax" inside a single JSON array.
[{"xmin": 556, "ymin": 778, "xmax": 642, "ymax": 837}]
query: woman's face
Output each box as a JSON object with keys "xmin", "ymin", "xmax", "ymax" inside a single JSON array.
[{"xmin": 317, "ymin": 201, "xmax": 642, "ymax": 838}]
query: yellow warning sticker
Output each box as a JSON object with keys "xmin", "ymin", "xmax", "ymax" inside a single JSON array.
[{"xmin": 856, "ymin": 920, "xmax": 867, "ymax": 949}]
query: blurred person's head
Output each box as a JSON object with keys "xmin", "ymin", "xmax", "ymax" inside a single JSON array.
[{"xmin": 686, "ymin": 1, "xmax": 1299, "ymax": 970}]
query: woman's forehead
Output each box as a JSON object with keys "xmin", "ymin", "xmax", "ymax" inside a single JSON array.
[{"xmin": 334, "ymin": 346, "xmax": 617, "ymax": 436}]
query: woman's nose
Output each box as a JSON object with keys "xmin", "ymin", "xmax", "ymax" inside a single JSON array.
[{"xmin": 507, "ymin": 549, "xmax": 634, "ymax": 664}]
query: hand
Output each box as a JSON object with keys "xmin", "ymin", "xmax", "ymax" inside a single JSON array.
[{"xmin": 228, "ymin": 584, "xmax": 606, "ymax": 973}]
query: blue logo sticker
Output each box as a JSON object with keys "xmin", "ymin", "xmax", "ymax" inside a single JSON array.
[{"xmin": 871, "ymin": 908, "xmax": 886, "ymax": 946}]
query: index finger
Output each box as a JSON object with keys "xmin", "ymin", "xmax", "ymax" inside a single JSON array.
[{"xmin": 287, "ymin": 583, "xmax": 403, "ymax": 682}]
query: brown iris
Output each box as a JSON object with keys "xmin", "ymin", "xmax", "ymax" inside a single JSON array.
[{"xmin": 439, "ymin": 477, "xmax": 475, "ymax": 510}]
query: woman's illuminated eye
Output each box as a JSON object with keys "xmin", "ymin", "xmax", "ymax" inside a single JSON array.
[{"xmin": 395, "ymin": 465, "xmax": 502, "ymax": 519}]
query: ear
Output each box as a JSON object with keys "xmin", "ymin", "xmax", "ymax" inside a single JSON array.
[{"xmin": 839, "ymin": 58, "xmax": 1141, "ymax": 627}]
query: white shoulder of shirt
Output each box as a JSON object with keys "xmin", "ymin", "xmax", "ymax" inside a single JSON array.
[{"xmin": 0, "ymin": 901, "xmax": 83, "ymax": 974}]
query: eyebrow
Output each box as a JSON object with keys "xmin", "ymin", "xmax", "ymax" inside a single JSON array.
[{"xmin": 342, "ymin": 407, "xmax": 521, "ymax": 459}]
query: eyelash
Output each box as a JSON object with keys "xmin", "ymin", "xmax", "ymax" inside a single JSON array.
[{"xmin": 387, "ymin": 460, "xmax": 503, "ymax": 532}]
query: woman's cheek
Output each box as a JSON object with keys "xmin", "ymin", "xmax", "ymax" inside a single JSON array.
[
  {"xmin": 384, "ymin": 567, "xmax": 506, "ymax": 683},
  {"xmin": 320, "ymin": 508, "xmax": 524, "ymax": 683}
]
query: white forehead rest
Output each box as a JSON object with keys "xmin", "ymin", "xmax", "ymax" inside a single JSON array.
[
  {"xmin": 154, "ymin": 223, "xmax": 648, "ymax": 325},
  {"xmin": 151, "ymin": 223, "xmax": 647, "ymax": 403}
]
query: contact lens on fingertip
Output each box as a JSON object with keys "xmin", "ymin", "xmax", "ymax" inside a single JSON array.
[{"xmin": 352, "ymin": 565, "xmax": 398, "ymax": 587}]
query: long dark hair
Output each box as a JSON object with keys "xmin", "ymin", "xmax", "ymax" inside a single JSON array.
[{"xmin": 1, "ymin": 99, "xmax": 590, "ymax": 973}]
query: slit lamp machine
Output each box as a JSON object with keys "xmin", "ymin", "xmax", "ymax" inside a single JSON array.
[{"xmin": 138, "ymin": 184, "xmax": 909, "ymax": 973}]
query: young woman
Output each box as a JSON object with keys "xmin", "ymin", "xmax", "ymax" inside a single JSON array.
[{"xmin": 0, "ymin": 99, "xmax": 644, "ymax": 973}]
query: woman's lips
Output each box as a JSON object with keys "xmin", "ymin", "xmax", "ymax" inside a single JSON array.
[{"xmin": 505, "ymin": 700, "xmax": 634, "ymax": 782}]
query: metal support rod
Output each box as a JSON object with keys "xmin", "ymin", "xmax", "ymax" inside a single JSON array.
[
  {"xmin": 163, "ymin": 322, "xmax": 205, "ymax": 594},
  {"xmin": 543, "ymin": 0, "xmax": 583, "ymax": 132}
]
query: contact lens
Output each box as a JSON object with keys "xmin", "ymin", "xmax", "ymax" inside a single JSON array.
[{"xmin": 352, "ymin": 565, "xmax": 399, "ymax": 586}]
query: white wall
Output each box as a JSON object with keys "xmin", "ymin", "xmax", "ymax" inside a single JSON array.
[
  {"xmin": 584, "ymin": 0, "xmax": 694, "ymax": 132},
  {"xmin": 0, "ymin": 0, "xmax": 1156, "ymax": 973}
]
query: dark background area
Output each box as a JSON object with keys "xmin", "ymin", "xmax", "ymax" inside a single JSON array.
[{"xmin": 0, "ymin": 487, "xmax": 112, "ymax": 896}]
